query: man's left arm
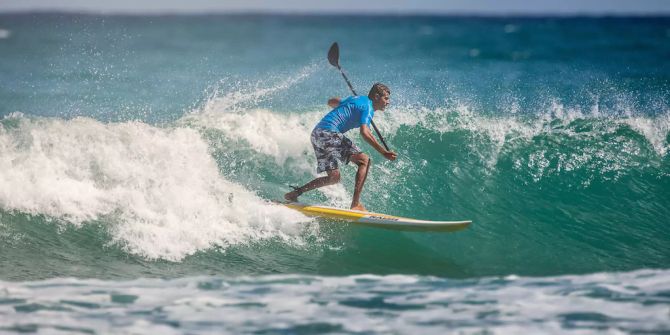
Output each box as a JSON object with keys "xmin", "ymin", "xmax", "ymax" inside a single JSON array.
[{"xmin": 360, "ymin": 125, "xmax": 397, "ymax": 161}]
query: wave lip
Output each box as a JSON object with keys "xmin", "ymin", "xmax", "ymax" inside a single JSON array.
[{"xmin": 0, "ymin": 269, "xmax": 668, "ymax": 334}]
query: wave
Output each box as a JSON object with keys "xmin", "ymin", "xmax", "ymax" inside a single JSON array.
[
  {"xmin": 0, "ymin": 74, "xmax": 668, "ymax": 277},
  {"xmin": 0, "ymin": 113, "xmax": 311, "ymax": 261},
  {"xmin": 184, "ymin": 91, "xmax": 669, "ymax": 189},
  {"xmin": 163, "ymin": 93, "xmax": 669, "ymax": 278}
]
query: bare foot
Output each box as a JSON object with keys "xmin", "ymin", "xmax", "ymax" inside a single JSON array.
[
  {"xmin": 350, "ymin": 203, "xmax": 367, "ymax": 212},
  {"xmin": 284, "ymin": 190, "xmax": 300, "ymax": 202}
]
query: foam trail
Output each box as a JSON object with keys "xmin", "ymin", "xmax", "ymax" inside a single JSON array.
[{"xmin": 0, "ymin": 114, "xmax": 310, "ymax": 261}]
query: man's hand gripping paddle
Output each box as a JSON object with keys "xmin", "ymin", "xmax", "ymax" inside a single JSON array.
[{"xmin": 327, "ymin": 42, "xmax": 391, "ymax": 152}]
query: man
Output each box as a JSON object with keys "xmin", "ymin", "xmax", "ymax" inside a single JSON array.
[{"xmin": 284, "ymin": 83, "xmax": 397, "ymax": 211}]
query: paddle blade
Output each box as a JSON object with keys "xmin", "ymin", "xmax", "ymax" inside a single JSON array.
[{"xmin": 327, "ymin": 42, "xmax": 340, "ymax": 68}]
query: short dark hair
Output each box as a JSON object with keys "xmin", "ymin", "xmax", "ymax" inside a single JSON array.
[{"xmin": 368, "ymin": 83, "xmax": 390, "ymax": 99}]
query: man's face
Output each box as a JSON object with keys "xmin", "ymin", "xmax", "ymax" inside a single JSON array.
[{"xmin": 372, "ymin": 91, "xmax": 390, "ymax": 111}]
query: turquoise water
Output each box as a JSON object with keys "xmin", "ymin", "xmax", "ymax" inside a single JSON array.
[{"xmin": 1, "ymin": 13, "xmax": 669, "ymax": 333}]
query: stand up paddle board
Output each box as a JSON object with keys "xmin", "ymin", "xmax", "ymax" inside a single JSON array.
[{"xmin": 280, "ymin": 201, "xmax": 471, "ymax": 232}]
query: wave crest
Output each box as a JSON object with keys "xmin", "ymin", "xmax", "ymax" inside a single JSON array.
[{"xmin": 0, "ymin": 114, "xmax": 310, "ymax": 261}]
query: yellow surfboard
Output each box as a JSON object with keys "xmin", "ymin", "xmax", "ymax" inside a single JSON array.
[{"xmin": 281, "ymin": 202, "xmax": 471, "ymax": 232}]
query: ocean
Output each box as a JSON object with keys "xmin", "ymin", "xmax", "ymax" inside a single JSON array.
[{"xmin": 0, "ymin": 13, "xmax": 669, "ymax": 334}]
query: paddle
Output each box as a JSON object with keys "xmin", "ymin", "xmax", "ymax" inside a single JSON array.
[{"xmin": 327, "ymin": 42, "xmax": 391, "ymax": 152}]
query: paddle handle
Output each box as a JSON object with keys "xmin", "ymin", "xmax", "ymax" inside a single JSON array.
[{"xmin": 337, "ymin": 65, "xmax": 358, "ymax": 96}]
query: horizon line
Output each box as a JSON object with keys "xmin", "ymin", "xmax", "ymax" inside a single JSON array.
[{"xmin": 2, "ymin": 9, "xmax": 670, "ymax": 18}]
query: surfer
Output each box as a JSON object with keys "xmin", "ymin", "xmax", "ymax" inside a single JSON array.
[{"xmin": 284, "ymin": 83, "xmax": 397, "ymax": 211}]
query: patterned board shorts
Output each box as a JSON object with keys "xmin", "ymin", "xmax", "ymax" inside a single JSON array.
[{"xmin": 311, "ymin": 128, "xmax": 362, "ymax": 173}]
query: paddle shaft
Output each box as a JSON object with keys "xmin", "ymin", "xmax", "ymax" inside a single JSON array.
[{"xmin": 335, "ymin": 65, "xmax": 391, "ymax": 152}]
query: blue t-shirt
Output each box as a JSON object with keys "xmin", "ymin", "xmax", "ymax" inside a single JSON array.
[{"xmin": 314, "ymin": 96, "xmax": 374, "ymax": 133}]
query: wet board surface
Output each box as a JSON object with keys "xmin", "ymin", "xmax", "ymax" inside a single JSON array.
[{"xmin": 280, "ymin": 201, "xmax": 472, "ymax": 232}]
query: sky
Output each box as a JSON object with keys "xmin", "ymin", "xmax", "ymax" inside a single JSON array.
[{"xmin": 1, "ymin": 0, "xmax": 669, "ymax": 15}]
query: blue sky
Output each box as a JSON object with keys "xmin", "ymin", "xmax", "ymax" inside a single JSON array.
[{"xmin": 1, "ymin": 0, "xmax": 669, "ymax": 14}]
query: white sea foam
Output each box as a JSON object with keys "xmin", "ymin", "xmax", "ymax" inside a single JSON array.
[
  {"xmin": 184, "ymin": 108, "xmax": 319, "ymax": 166},
  {"xmin": 0, "ymin": 29, "xmax": 10, "ymax": 39},
  {"xmin": 623, "ymin": 113, "xmax": 670, "ymax": 156},
  {"xmin": 0, "ymin": 114, "xmax": 310, "ymax": 261},
  {"xmin": 0, "ymin": 269, "xmax": 667, "ymax": 334}
]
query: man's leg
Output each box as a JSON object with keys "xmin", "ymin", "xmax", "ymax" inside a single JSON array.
[
  {"xmin": 349, "ymin": 152, "xmax": 370, "ymax": 211},
  {"xmin": 284, "ymin": 169, "xmax": 341, "ymax": 202}
]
